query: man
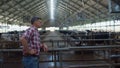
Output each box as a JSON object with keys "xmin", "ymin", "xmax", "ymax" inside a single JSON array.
[{"xmin": 20, "ymin": 17, "xmax": 48, "ymax": 68}]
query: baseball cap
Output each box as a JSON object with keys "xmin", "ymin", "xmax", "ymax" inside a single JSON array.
[{"xmin": 31, "ymin": 16, "xmax": 41, "ymax": 24}]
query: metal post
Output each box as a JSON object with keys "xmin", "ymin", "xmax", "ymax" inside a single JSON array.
[
  {"xmin": 0, "ymin": 51, "xmax": 3, "ymax": 68},
  {"xmin": 54, "ymin": 51, "xmax": 57, "ymax": 68},
  {"xmin": 59, "ymin": 51, "xmax": 63, "ymax": 68},
  {"xmin": 108, "ymin": 49, "xmax": 113, "ymax": 68},
  {"xmin": 50, "ymin": 39, "xmax": 54, "ymax": 62}
]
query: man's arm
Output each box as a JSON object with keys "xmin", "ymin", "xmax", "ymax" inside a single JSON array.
[
  {"xmin": 20, "ymin": 37, "xmax": 29, "ymax": 52},
  {"xmin": 20, "ymin": 37, "xmax": 37, "ymax": 54}
]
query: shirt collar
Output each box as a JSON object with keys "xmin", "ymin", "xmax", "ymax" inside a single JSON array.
[{"xmin": 31, "ymin": 25, "xmax": 38, "ymax": 31}]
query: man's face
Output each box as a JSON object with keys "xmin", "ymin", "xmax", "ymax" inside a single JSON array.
[{"xmin": 34, "ymin": 19, "xmax": 43, "ymax": 28}]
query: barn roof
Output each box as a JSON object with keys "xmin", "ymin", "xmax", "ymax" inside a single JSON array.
[{"xmin": 0, "ymin": 0, "xmax": 120, "ymax": 27}]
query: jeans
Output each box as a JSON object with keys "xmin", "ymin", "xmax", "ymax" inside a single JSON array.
[{"xmin": 22, "ymin": 56, "xmax": 39, "ymax": 68}]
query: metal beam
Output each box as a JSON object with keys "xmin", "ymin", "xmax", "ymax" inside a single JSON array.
[
  {"xmin": 0, "ymin": 0, "xmax": 12, "ymax": 7},
  {"xmin": 27, "ymin": 0, "xmax": 45, "ymax": 11},
  {"xmin": 57, "ymin": 6, "xmax": 72, "ymax": 19},
  {"xmin": 1, "ymin": 0, "xmax": 26, "ymax": 24},
  {"xmin": 30, "ymin": 5, "xmax": 46, "ymax": 14},
  {"xmin": 34, "ymin": 10, "xmax": 48, "ymax": 18},
  {"xmin": 4, "ymin": 0, "xmax": 44, "ymax": 24},
  {"xmin": 93, "ymin": 0, "xmax": 108, "ymax": 10},
  {"xmin": 70, "ymin": 0, "xmax": 98, "ymax": 18},
  {"xmin": 32, "ymin": 7, "xmax": 48, "ymax": 15},
  {"xmin": 61, "ymin": 0, "xmax": 97, "ymax": 18},
  {"xmin": 58, "ymin": 2, "xmax": 94, "ymax": 20},
  {"xmin": 82, "ymin": 1, "xmax": 106, "ymax": 18},
  {"xmin": 7, "ymin": 1, "xmax": 43, "ymax": 23},
  {"xmin": 60, "ymin": 0, "xmax": 97, "ymax": 24}
]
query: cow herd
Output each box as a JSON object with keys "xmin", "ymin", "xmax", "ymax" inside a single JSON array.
[
  {"xmin": 0, "ymin": 30, "xmax": 48, "ymax": 49},
  {"xmin": 58, "ymin": 30, "xmax": 120, "ymax": 46}
]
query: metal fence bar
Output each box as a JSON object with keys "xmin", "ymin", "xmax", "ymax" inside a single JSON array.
[{"xmin": 0, "ymin": 41, "xmax": 120, "ymax": 68}]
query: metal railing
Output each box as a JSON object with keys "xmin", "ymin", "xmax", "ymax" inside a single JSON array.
[{"xmin": 0, "ymin": 40, "xmax": 120, "ymax": 68}]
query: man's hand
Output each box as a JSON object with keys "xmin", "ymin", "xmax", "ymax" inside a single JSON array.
[
  {"xmin": 28, "ymin": 49, "xmax": 37, "ymax": 55},
  {"xmin": 43, "ymin": 44, "xmax": 48, "ymax": 52},
  {"xmin": 41, "ymin": 43, "xmax": 48, "ymax": 52}
]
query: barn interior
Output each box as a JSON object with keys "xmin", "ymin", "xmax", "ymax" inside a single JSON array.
[{"xmin": 0, "ymin": 0, "xmax": 120, "ymax": 68}]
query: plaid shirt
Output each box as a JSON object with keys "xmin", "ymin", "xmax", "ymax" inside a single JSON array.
[{"xmin": 22, "ymin": 26, "xmax": 40, "ymax": 55}]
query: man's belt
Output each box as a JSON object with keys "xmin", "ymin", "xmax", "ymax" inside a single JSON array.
[{"xmin": 23, "ymin": 54, "xmax": 39, "ymax": 57}]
